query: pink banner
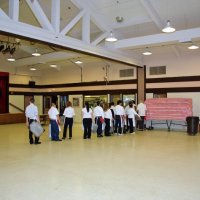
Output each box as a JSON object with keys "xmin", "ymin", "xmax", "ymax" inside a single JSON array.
[{"xmin": 145, "ymin": 98, "xmax": 192, "ymax": 121}]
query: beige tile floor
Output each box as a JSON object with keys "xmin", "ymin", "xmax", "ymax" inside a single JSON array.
[{"xmin": 0, "ymin": 123, "xmax": 200, "ymax": 200}]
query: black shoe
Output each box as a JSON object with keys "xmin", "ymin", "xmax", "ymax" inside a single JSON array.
[
  {"xmin": 62, "ymin": 137, "xmax": 66, "ymax": 139},
  {"xmin": 69, "ymin": 137, "xmax": 72, "ymax": 140},
  {"xmin": 56, "ymin": 139, "xmax": 62, "ymax": 141},
  {"xmin": 35, "ymin": 142, "xmax": 41, "ymax": 144},
  {"xmin": 30, "ymin": 142, "xmax": 33, "ymax": 144}
]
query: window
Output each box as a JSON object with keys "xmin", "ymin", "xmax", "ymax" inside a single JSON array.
[
  {"xmin": 120, "ymin": 69, "xmax": 134, "ymax": 77},
  {"xmin": 149, "ymin": 66, "xmax": 166, "ymax": 75}
]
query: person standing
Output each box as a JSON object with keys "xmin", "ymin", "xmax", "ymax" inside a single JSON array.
[
  {"xmin": 103, "ymin": 103, "xmax": 113, "ymax": 136},
  {"xmin": 82, "ymin": 102, "xmax": 93, "ymax": 139},
  {"xmin": 93, "ymin": 101, "xmax": 104, "ymax": 137},
  {"xmin": 127, "ymin": 101, "xmax": 140, "ymax": 134},
  {"xmin": 25, "ymin": 97, "xmax": 41, "ymax": 144},
  {"xmin": 114, "ymin": 100, "xmax": 125, "ymax": 135},
  {"xmin": 137, "ymin": 100, "xmax": 147, "ymax": 130},
  {"xmin": 48, "ymin": 102, "xmax": 62, "ymax": 141},
  {"xmin": 109, "ymin": 102, "xmax": 115, "ymax": 134},
  {"xmin": 62, "ymin": 101, "xmax": 75, "ymax": 140}
]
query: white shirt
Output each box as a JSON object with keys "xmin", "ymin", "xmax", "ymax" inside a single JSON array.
[
  {"xmin": 48, "ymin": 106, "xmax": 59, "ymax": 120},
  {"xmin": 125, "ymin": 105, "xmax": 129, "ymax": 115},
  {"xmin": 137, "ymin": 103, "xmax": 147, "ymax": 116},
  {"xmin": 25, "ymin": 103, "xmax": 38, "ymax": 120},
  {"xmin": 93, "ymin": 106, "xmax": 104, "ymax": 118},
  {"xmin": 114, "ymin": 105, "xmax": 125, "ymax": 116},
  {"xmin": 63, "ymin": 107, "xmax": 75, "ymax": 118},
  {"xmin": 82, "ymin": 107, "xmax": 92, "ymax": 119},
  {"xmin": 127, "ymin": 107, "xmax": 138, "ymax": 118},
  {"xmin": 104, "ymin": 109, "xmax": 113, "ymax": 120}
]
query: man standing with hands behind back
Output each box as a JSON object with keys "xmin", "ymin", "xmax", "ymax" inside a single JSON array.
[{"xmin": 25, "ymin": 97, "xmax": 41, "ymax": 145}]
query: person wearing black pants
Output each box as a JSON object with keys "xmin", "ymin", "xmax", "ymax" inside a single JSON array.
[
  {"xmin": 82, "ymin": 102, "xmax": 93, "ymax": 139},
  {"xmin": 137, "ymin": 101, "xmax": 147, "ymax": 130},
  {"xmin": 93, "ymin": 101, "xmax": 104, "ymax": 137},
  {"xmin": 114, "ymin": 100, "xmax": 125, "ymax": 135},
  {"xmin": 83, "ymin": 118, "xmax": 92, "ymax": 139},
  {"xmin": 62, "ymin": 101, "xmax": 75, "ymax": 140},
  {"xmin": 103, "ymin": 103, "xmax": 112, "ymax": 136}
]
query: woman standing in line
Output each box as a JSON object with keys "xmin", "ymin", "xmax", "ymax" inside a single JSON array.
[
  {"xmin": 103, "ymin": 103, "xmax": 113, "ymax": 136},
  {"xmin": 62, "ymin": 101, "xmax": 75, "ymax": 140},
  {"xmin": 127, "ymin": 101, "xmax": 140, "ymax": 134},
  {"xmin": 82, "ymin": 102, "xmax": 93, "ymax": 139},
  {"xmin": 48, "ymin": 101, "xmax": 62, "ymax": 141}
]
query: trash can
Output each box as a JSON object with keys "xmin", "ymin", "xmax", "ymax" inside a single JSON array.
[{"xmin": 186, "ymin": 116, "xmax": 199, "ymax": 135}]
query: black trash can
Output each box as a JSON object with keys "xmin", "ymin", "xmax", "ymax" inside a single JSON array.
[{"xmin": 186, "ymin": 116, "xmax": 199, "ymax": 135}]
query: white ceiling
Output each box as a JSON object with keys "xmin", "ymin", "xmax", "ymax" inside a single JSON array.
[{"xmin": 0, "ymin": 0, "xmax": 200, "ymax": 76}]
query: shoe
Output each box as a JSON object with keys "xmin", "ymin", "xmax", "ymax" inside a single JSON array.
[
  {"xmin": 35, "ymin": 142, "xmax": 41, "ymax": 144},
  {"xmin": 55, "ymin": 139, "xmax": 62, "ymax": 141},
  {"xmin": 69, "ymin": 137, "xmax": 72, "ymax": 140},
  {"xmin": 131, "ymin": 132, "xmax": 135, "ymax": 134},
  {"xmin": 62, "ymin": 137, "xmax": 66, "ymax": 139}
]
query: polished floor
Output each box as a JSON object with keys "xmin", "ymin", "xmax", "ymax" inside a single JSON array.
[{"xmin": 0, "ymin": 123, "xmax": 200, "ymax": 200}]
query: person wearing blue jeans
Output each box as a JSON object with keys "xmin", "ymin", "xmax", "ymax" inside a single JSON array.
[{"xmin": 48, "ymin": 102, "xmax": 62, "ymax": 141}]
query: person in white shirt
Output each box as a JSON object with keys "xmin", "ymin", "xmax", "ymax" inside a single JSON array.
[
  {"xmin": 82, "ymin": 101, "xmax": 93, "ymax": 139},
  {"xmin": 109, "ymin": 102, "xmax": 115, "ymax": 133},
  {"xmin": 48, "ymin": 102, "xmax": 62, "ymax": 141},
  {"xmin": 25, "ymin": 97, "xmax": 41, "ymax": 144},
  {"xmin": 114, "ymin": 100, "xmax": 125, "ymax": 135},
  {"xmin": 137, "ymin": 100, "xmax": 147, "ymax": 130},
  {"xmin": 93, "ymin": 101, "xmax": 104, "ymax": 137},
  {"xmin": 103, "ymin": 103, "xmax": 113, "ymax": 136},
  {"xmin": 62, "ymin": 101, "xmax": 75, "ymax": 140},
  {"xmin": 127, "ymin": 101, "xmax": 140, "ymax": 134},
  {"xmin": 124, "ymin": 102, "xmax": 130, "ymax": 132}
]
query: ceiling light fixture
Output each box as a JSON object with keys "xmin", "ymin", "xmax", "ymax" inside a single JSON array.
[
  {"xmin": 32, "ymin": 49, "xmax": 41, "ymax": 56},
  {"xmin": 188, "ymin": 44, "xmax": 199, "ymax": 50},
  {"xmin": 105, "ymin": 31, "xmax": 118, "ymax": 42},
  {"xmin": 75, "ymin": 60, "xmax": 83, "ymax": 64},
  {"xmin": 142, "ymin": 48, "xmax": 152, "ymax": 55},
  {"xmin": 30, "ymin": 67, "xmax": 36, "ymax": 71},
  {"xmin": 7, "ymin": 55, "xmax": 16, "ymax": 62},
  {"xmin": 162, "ymin": 20, "xmax": 176, "ymax": 33},
  {"xmin": 50, "ymin": 64, "xmax": 57, "ymax": 68}
]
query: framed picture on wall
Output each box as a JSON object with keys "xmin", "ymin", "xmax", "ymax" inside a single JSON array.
[{"xmin": 73, "ymin": 98, "xmax": 79, "ymax": 107}]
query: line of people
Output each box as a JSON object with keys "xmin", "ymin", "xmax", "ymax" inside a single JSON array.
[{"xmin": 25, "ymin": 97, "xmax": 147, "ymax": 144}]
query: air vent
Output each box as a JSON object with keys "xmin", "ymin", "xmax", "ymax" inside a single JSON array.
[
  {"xmin": 120, "ymin": 69, "xmax": 134, "ymax": 77},
  {"xmin": 149, "ymin": 66, "xmax": 166, "ymax": 75}
]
